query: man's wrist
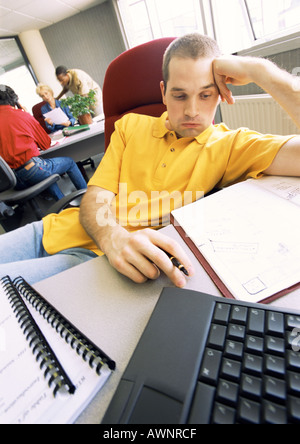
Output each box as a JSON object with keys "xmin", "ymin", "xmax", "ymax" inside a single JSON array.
[
  {"xmin": 98, "ymin": 224, "xmax": 128, "ymax": 256},
  {"xmin": 244, "ymin": 56, "xmax": 268, "ymax": 86}
]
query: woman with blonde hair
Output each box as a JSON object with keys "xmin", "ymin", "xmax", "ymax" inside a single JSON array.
[{"xmin": 36, "ymin": 83, "xmax": 76, "ymax": 132}]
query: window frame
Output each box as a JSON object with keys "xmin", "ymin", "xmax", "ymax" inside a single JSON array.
[
  {"xmin": 0, "ymin": 36, "xmax": 38, "ymax": 84},
  {"xmin": 0, "ymin": 36, "xmax": 39, "ymax": 112},
  {"xmin": 113, "ymin": 0, "xmax": 300, "ymax": 55}
]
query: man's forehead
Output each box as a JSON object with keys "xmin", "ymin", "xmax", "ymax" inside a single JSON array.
[{"xmin": 168, "ymin": 57, "xmax": 216, "ymax": 89}]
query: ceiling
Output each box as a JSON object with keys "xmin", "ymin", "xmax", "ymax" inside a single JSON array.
[{"xmin": 0, "ymin": 0, "xmax": 107, "ymax": 37}]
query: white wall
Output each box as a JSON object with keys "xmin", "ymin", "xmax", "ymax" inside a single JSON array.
[{"xmin": 19, "ymin": 30, "xmax": 60, "ymax": 96}]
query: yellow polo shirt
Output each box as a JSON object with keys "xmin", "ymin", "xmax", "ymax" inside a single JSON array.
[{"xmin": 42, "ymin": 112, "xmax": 294, "ymax": 255}]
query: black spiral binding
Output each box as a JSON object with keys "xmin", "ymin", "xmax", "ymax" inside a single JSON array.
[
  {"xmin": 13, "ymin": 277, "xmax": 116, "ymax": 374},
  {"xmin": 2, "ymin": 276, "xmax": 76, "ymax": 397}
]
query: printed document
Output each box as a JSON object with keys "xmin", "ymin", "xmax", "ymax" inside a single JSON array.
[{"xmin": 43, "ymin": 108, "xmax": 69, "ymax": 125}]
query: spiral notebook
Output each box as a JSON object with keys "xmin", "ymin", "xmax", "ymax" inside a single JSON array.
[{"xmin": 0, "ymin": 276, "xmax": 115, "ymax": 424}]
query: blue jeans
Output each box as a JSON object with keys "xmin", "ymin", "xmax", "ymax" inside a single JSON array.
[
  {"xmin": 0, "ymin": 221, "xmax": 97, "ymax": 284},
  {"xmin": 15, "ymin": 157, "xmax": 87, "ymax": 201}
]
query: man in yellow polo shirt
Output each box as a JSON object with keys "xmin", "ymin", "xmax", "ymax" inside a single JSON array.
[{"xmin": 1, "ymin": 33, "xmax": 299, "ymax": 284}]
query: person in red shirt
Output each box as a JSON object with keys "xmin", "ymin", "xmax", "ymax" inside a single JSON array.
[{"xmin": 0, "ymin": 85, "xmax": 87, "ymax": 200}]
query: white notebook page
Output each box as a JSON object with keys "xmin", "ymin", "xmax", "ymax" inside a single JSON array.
[
  {"xmin": 172, "ymin": 177, "xmax": 300, "ymax": 303},
  {"xmin": 0, "ymin": 281, "xmax": 111, "ymax": 424}
]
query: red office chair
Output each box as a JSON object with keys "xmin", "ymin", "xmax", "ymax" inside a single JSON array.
[
  {"xmin": 32, "ymin": 101, "xmax": 52, "ymax": 134},
  {"xmin": 102, "ymin": 37, "xmax": 176, "ymax": 150}
]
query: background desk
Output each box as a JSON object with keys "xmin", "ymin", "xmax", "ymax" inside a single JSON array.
[
  {"xmin": 33, "ymin": 224, "xmax": 300, "ymax": 424},
  {"xmin": 40, "ymin": 120, "xmax": 105, "ymax": 163}
]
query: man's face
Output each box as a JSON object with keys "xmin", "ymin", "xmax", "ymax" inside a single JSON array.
[
  {"xmin": 57, "ymin": 73, "xmax": 70, "ymax": 87},
  {"xmin": 160, "ymin": 57, "xmax": 220, "ymax": 138}
]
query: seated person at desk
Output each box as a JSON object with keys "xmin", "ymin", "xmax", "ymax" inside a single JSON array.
[
  {"xmin": 55, "ymin": 66, "xmax": 103, "ymax": 117},
  {"xmin": 0, "ymin": 85, "xmax": 87, "ymax": 202},
  {"xmin": 0, "ymin": 33, "xmax": 299, "ymax": 285},
  {"xmin": 36, "ymin": 83, "xmax": 76, "ymax": 133}
]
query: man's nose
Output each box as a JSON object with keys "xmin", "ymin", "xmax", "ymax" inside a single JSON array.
[{"xmin": 184, "ymin": 98, "xmax": 200, "ymax": 118}]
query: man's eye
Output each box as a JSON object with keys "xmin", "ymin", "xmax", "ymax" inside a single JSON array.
[
  {"xmin": 173, "ymin": 95, "xmax": 186, "ymax": 100},
  {"xmin": 201, "ymin": 94, "xmax": 211, "ymax": 100}
]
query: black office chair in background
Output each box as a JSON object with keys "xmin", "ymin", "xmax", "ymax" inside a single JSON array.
[
  {"xmin": 0, "ymin": 156, "xmax": 62, "ymax": 231},
  {"xmin": 0, "ymin": 156, "xmax": 87, "ymax": 232}
]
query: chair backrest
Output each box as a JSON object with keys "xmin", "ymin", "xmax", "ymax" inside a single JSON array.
[
  {"xmin": 0, "ymin": 157, "xmax": 17, "ymax": 192},
  {"xmin": 102, "ymin": 37, "xmax": 175, "ymax": 150},
  {"xmin": 32, "ymin": 101, "xmax": 52, "ymax": 134}
]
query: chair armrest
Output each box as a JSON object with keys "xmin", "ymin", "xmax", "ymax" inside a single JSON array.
[
  {"xmin": 45, "ymin": 189, "xmax": 87, "ymax": 215},
  {"xmin": 0, "ymin": 174, "xmax": 61, "ymax": 205}
]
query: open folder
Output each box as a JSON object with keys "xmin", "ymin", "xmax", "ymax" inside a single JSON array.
[{"xmin": 171, "ymin": 176, "xmax": 300, "ymax": 304}]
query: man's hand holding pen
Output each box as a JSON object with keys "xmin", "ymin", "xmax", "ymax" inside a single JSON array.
[
  {"xmin": 101, "ymin": 226, "xmax": 194, "ymax": 288},
  {"xmin": 81, "ymin": 187, "xmax": 194, "ymax": 288},
  {"xmin": 160, "ymin": 249, "xmax": 190, "ymax": 277}
]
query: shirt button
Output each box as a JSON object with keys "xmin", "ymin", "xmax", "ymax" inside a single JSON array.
[
  {"xmin": 170, "ymin": 148, "xmax": 175, "ymax": 152},
  {"xmin": 162, "ymin": 163, "xmax": 167, "ymax": 168}
]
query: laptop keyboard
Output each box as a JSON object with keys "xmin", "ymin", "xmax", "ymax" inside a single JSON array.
[
  {"xmin": 102, "ymin": 288, "xmax": 300, "ymax": 424},
  {"xmin": 190, "ymin": 302, "xmax": 300, "ymax": 424}
]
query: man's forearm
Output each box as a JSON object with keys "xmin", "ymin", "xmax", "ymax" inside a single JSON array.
[
  {"xmin": 79, "ymin": 186, "xmax": 123, "ymax": 255},
  {"xmin": 251, "ymin": 58, "xmax": 300, "ymax": 128},
  {"xmin": 214, "ymin": 56, "xmax": 300, "ymax": 128},
  {"xmin": 56, "ymin": 87, "xmax": 68, "ymax": 101},
  {"xmin": 79, "ymin": 186, "xmax": 194, "ymax": 287}
]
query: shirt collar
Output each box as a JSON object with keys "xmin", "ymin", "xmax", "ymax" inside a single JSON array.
[
  {"xmin": 152, "ymin": 112, "xmax": 170, "ymax": 138},
  {"xmin": 153, "ymin": 111, "xmax": 215, "ymax": 144}
]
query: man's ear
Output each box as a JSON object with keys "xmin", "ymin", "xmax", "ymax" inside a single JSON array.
[{"xmin": 160, "ymin": 81, "xmax": 167, "ymax": 105}]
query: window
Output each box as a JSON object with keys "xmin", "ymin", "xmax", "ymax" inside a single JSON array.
[
  {"xmin": 0, "ymin": 37, "xmax": 38, "ymax": 113},
  {"xmin": 115, "ymin": 0, "xmax": 300, "ymax": 53},
  {"xmin": 211, "ymin": 0, "xmax": 254, "ymax": 54},
  {"xmin": 115, "ymin": 0, "xmax": 204, "ymax": 48},
  {"xmin": 246, "ymin": 0, "xmax": 300, "ymax": 40}
]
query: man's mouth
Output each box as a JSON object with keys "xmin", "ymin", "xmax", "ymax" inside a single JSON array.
[{"xmin": 181, "ymin": 122, "xmax": 201, "ymax": 128}]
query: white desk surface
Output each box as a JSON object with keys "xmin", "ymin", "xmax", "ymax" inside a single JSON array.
[
  {"xmin": 33, "ymin": 224, "xmax": 300, "ymax": 424},
  {"xmin": 39, "ymin": 120, "xmax": 105, "ymax": 161}
]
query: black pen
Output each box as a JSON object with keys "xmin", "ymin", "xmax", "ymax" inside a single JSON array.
[{"xmin": 161, "ymin": 249, "xmax": 189, "ymax": 276}]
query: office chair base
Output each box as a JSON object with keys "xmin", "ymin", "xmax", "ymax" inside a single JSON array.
[{"xmin": 0, "ymin": 206, "xmax": 23, "ymax": 232}]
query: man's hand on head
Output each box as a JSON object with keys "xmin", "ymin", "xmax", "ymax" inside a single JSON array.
[{"xmin": 212, "ymin": 55, "xmax": 257, "ymax": 104}]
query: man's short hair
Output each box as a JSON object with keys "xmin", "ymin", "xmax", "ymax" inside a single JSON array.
[
  {"xmin": 162, "ymin": 33, "xmax": 221, "ymax": 89},
  {"xmin": 55, "ymin": 65, "xmax": 68, "ymax": 76},
  {"xmin": 0, "ymin": 85, "xmax": 19, "ymax": 106}
]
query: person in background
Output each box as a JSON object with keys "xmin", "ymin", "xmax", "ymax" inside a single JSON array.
[
  {"xmin": 36, "ymin": 83, "xmax": 76, "ymax": 133},
  {"xmin": 55, "ymin": 66, "xmax": 103, "ymax": 117},
  {"xmin": 0, "ymin": 33, "xmax": 299, "ymax": 285},
  {"xmin": 0, "ymin": 85, "xmax": 87, "ymax": 201}
]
